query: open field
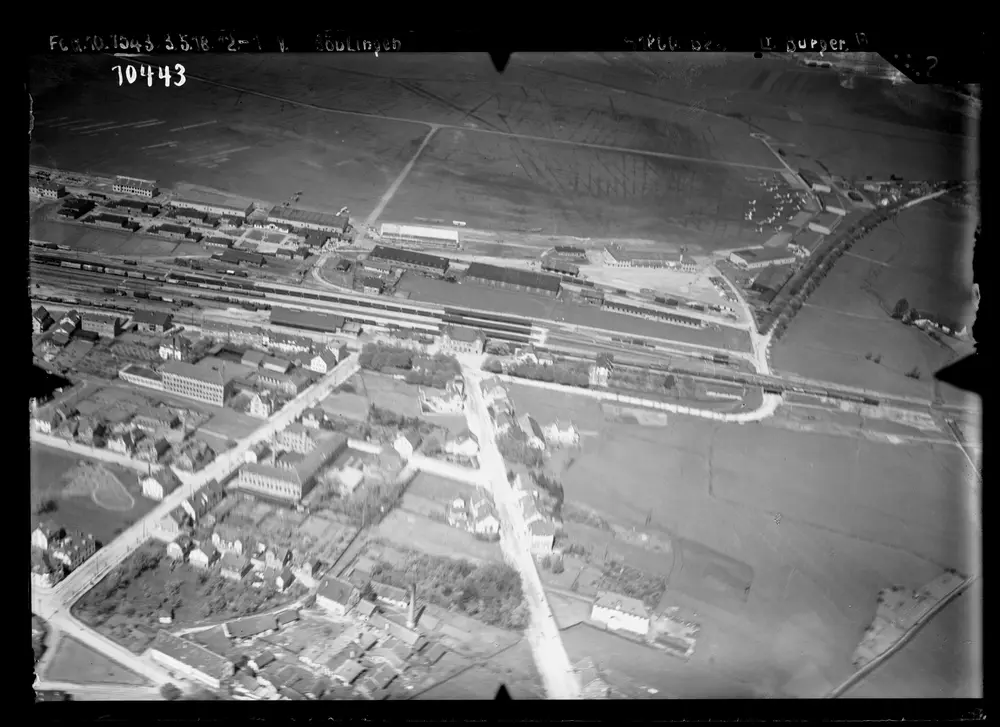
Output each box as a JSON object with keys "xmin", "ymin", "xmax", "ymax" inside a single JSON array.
[
  {"xmin": 42, "ymin": 635, "xmax": 149, "ymax": 686},
  {"xmin": 773, "ymin": 205, "xmax": 975, "ymax": 403},
  {"xmin": 560, "ymin": 622, "xmax": 758, "ymax": 698},
  {"xmin": 549, "ymin": 413, "xmax": 977, "ymax": 697},
  {"xmin": 406, "ymin": 472, "xmax": 481, "ymax": 505},
  {"xmin": 398, "ymin": 275, "xmax": 750, "ymax": 350},
  {"xmin": 29, "ymin": 219, "xmax": 179, "ymax": 258},
  {"xmin": 842, "ymin": 577, "xmax": 982, "ymax": 698},
  {"xmin": 200, "ymin": 406, "xmax": 262, "ymax": 441},
  {"xmin": 30, "ymin": 445, "xmax": 156, "ymax": 544},
  {"xmin": 371, "ymin": 509, "xmax": 502, "ymax": 564},
  {"xmin": 357, "ymin": 372, "xmax": 422, "ymax": 417},
  {"xmin": 29, "ymin": 55, "xmax": 427, "ymax": 220}
]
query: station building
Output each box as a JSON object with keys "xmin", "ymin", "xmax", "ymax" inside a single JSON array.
[
  {"xmin": 601, "ymin": 300, "xmax": 704, "ymax": 328},
  {"xmin": 464, "ymin": 263, "xmax": 561, "ymax": 297},
  {"xmin": 167, "ymin": 198, "xmax": 254, "ymax": 220}
]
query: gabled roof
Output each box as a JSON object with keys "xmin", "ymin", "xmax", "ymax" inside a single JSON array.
[
  {"xmin": 593, "ymin": 590, "xmax": 649, "ymax": 619},
  {"xmin": 144, "ymin": 468, "xmax": 181, "ymax": 494},
  {"xmin": 193, "ymin": 542, "xmax": 218, "ymax": 559},
  {"xmin": 151, "ymin": 631, "xmax": 233, "ymax": 681},
  {"xmin": 226, "ymin": 614, "xmax": 278, "ymax": 639},
  {"xmin": 132, "ymin": 309, "xmax": 172, "ymax": 327},
  {"xmin": 314, "ymin": 349, "xmax": 339, "ymax": 367},
  {"xmin": 318, "ymin": 577, "xmax": 356, "ymax": 606},
  {"xmin": 33, "ymin": 305, "xmax": 51, "ymax": 321}
]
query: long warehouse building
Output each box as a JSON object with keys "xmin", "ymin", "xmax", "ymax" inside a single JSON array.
[
  {"xmin": 267, "ymin": 207, "xmax": 350, "ymax": 234},
  {"xmin": 378, "ymin": 223, "xmax": 461, "ymax": 249},
  {"xmin": 366, "ymin": 246, "xmax": 450, "ymax": 276},
  {"xmin": 464, "ymin": 263, "xmax": 562, "ymax": 297},
  {"xmin": 270, "ymin": 306, "xmax": 346, "ymax": 334}
]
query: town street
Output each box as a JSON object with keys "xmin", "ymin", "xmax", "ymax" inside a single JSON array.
[
  {"xmin": 461, "ymin": 364, "xmax": 581, "ymax": 700},
  {"xmin": 31, "ymin": 432, "xmax": 163, "ymax": 473},
  {"xmin": 32, "ymin": 355, "xmax": 362, "ymax": 689}
]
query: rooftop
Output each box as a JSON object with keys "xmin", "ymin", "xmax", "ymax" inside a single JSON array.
[
  {"xmin": 241, "ymin": 431, "xmax": 347, "ymax": 487},
  {"xmin": 132, "ymin": 309, "xmax": 173, "ymax": 327},
  {"xmin": 593, "ymin": 590, "xmax": 650, "ymax": 619},
  {"xmin": 466, "ymin": 262, "xmax": 562, "ymax": 293},
  {"xmin": 161, "ymin": 360, "xmax": 229, "ymax": 386},
  {"xmin": 604, "ymin": 244, "xmax": 681, "ymax": 263},
  {"xmin": 226, "ymin": 614, "xmax": 278, "ymax": 639},
  {"xmin": 319, "ymin": 577, "xmax": 356, "ymax": 606},
  {"xmin": 267, "ymin": 206, "xmax": 348, "ymax": 229},
  {"xmin": 151, "ymin": 631, "xmax": 233, "ymax": 680},
  {"xmin": 730, "ymin": 246, "xmax": 797, "ymax": 262},
  {"xmin": 220, "ymin": 249, "xmax": 266, "ymax": 266},
  {"xmin": 447, "ymin": 325, "xmax": 483, "ymax": 343},
  {"xmin": 270, "ymin": 307, "xmax": 345, "ymax": 334},
  {"xmin": 368, "ymin": 245, "xmax": 450, "ymax": 272}
]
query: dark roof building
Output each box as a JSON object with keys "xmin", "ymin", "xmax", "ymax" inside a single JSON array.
[
  {"xmin": 132, "ymin": 309, "xmax": 173, "ymax": 330},
  {"xmin": 270, "ymin": 307, "xmax": 345, "ymax": 334},
  {"xmin": 368, "ymin": 246, "xmax": 450, "ymax": 275},
  {"xmin": 465, "ymin": 262, "xmax": 562, "ymax": 295},
  {"xmin": 219, "ymin": 249, "xmax": 266, "ymax": 267},
  {"xmin": 541, "ymin": 258, "xmax": 580, "ymax": 276}
]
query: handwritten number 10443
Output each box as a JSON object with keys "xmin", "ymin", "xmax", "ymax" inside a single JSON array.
[{"xmin": 112, "ymin": 64, "xmax": 187, "ymax": 88}]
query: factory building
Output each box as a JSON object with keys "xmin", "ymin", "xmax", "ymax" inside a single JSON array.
[
  {"xmin": 797, "ymin": 169, "xmax": 831, "ymax": 194},
  {"xmin": 154, "ymin": 223, "xmax": 201, "ymax": 241},
  {"xmin": 378, "ymin": 222, "xmax": 461, "ymax": 249},
  {"xmin": 113, "ymin": 176, "xmax": 158, "ymax": 198},
  {"xmin": 464, "ymin": 263, "xmax": 561, "ymax": 297},
  {"xmin": 58, "ymin": 198, "xmax": 95, "ymax": 219},
  {"xmin": 366, "ymin": 246, "xmax": 450, "ymax": 276},
  {"xmin": 267, "ymin": 207, "xmax": 350, "ymax": 234},
  {"xmin": 111, "ymin": 199, "xmax": 159, "ymax": 219},
  {"xmin": 161, "ymin": 361, "xmax": 232, "ymax": 407},
  {"xmin": 541, "ymin": 259, "xmax": 580, "ymax": 277},
  {"xmin": 29, "ymin": 180, "xmax": 66, "ymax": 200},
  {"xmin": 172, "ymin": 207, "xmax": 212, "ymax": 225},
  {"xmin": 269, "ymin": 307, "xmax": 345, "ymax": 334},
  {"xmin": 89, "ymin": 213, "xmax": 139, "ymax": 231},
  {"xmin": 236, "ymin": 432, "xmax": 347, "ymax": 502},
  {"xmin": 728, "ymin": 246, "xmax": 799, "ymax": 270},
  {"xmin": 808, "ymin": 211, "xmax": 843, "ymax": 235},
  {"xmin": 166, "ymin": 199, "xmax": 254, "ymax": 220},
  {"xmin": 602, "ymin": 244, "xmax": 689, "ymax": 269}
]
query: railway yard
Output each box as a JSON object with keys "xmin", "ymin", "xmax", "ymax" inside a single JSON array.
[{"xmin": 29, "ymin": 51, "xmax": 978, "ymax": 702}]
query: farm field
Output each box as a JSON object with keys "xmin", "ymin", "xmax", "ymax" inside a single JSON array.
[
  {"xmin": 30, "ymin": 444, "xmax": 156, "ymax": 544},
  {"xmin": 773, "ymin": 204, "xmax": 976, "ymax": 404},
  {"xmin": 42, "ymin": 635, "xmax": 149, "ymax": 686},
  {"xmin": 560, "ymin": 623, "xmax": 758, "ymax": 698},
  {"xmin": 842, "ymin": 577, "xmax": 982, "ymax": 699},
  {"xmin": 398, "ymin": 275, "xmax": 751, "ymax": 351},
  {"xmin": 29, "ymin": 55, "xmax": 428, "ymax": 221},
  {"xmin": 371, "ymin": 509, "xmax": 502, "ymax": 564},
  {"xmin": 549, "ymin": 413, "xmax": 977, "ymax": 697}
]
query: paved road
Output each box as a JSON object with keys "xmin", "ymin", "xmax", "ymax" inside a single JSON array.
[
  {"xmin": 462, "ymin": 365, "xmax": 581, "ymax": 700},
  {"xmin": 35, "ymin": 680, "xmax": 163, "ymax": 700}
]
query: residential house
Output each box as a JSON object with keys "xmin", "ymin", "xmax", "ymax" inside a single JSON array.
[
  {"xmin": 54, "ymin": 416, "xmax": 79, "ymax": 441},
  {"xmin": 150, "ymin": 631, "xmax": 235, "ymax": 690},
  {"xmin": 517, "ymin": 414, "xmax": 546, "ymax": 449},
  {"xmin": 75, "ymin": 417, "xmax": 107, "ymax": 446},
  {"xmin": 32, "ymin": 305, "xmax": 54, "ymax": 333},
  {"xmin": 371, "ymin": 581, "xmax": 409, "ymax": 610},
  {"xmin": 300, "ymin": 407, "xmax": 325, "ymax": 429},
  {"xmin": 444, "ymin": 429, "xmax": 479, "ymax": 458},
  {"xmin": 483, "ymin": 384, "xmax": 508, "ymax": 407},
  {"xmin": 107, "ymin": 431, "xmax": 139, "ymax": 457},
  {"xmin": 141, "ymin": 468, "xmax": 181, "ymax": 501},
  {"xmin": 159, "ymin": 335, "xmax": 192, "ymax": 361},
  {"xmin": 182, "ymin": 479, "xmax": 226, "ymax": 522},
  {"xmin": 166, "ymin": 534, "xmax": 194, "ymax": 561},
  {"xmin": 158, "ymin": 608, "xmax": 174, "ymax": 625},
  {"xmin": 265, "ymin": 331, "xmax": 314, "ymax": 355},
  {"xmin": 528, "ymin": 520, "xmax": 556, "ymax": 554},
  {"xmin": 213, "ymin": 524, "xmax": 252, "ymax": 556},
  {"xmin": 309, "ymin": 349, "xmax": 340, "ymax": 375},
  {"xmin": 32, "ymin": 409, "xmax": 61, "ymax": 434},
  {"xmin": 256, "ymin": 368, "xmax": 313, "ymax": 396},
  {"xmin": 337, "ymin": 465, "xmax": 365, "ymax": 496},
  {"xmin": 31, "ymin": 520, "xmax": 65, "ymax": 551},
  {"xmin": 355, "ymin": 600, "xmax": 378, "ymax": 621},
  {"xmin": 591, "ymin": 590, "xmax": 651, "ymax": 636},
  {"xmin": 275, "ymin": 568, "xmax": 296, "ymax": 592},
  {"xmin": 494, "ymin": 411, "xmax": 517, "ymax": 436},
  {"xmin": 262, "ymin": 355, "xmax": 292, "ymax": 374},
  {"xmin": 472, "ymin": 506, "xmax": 501, "ymax": 536},
  {"xmin": 132, "ymin": 309, "xmax": 173, "ymax": 334},
  {"xmin": 248, "ymin": 652, "xmax": 276, "ymax": 673},
  {"xmin": 332, "ymin": 659, "xmax": 366, "ymax": 686},
  {"xmin": 244, "ymin": 441, "xmax": 273, "ymax": 465},
  {"xmin": 275, "ymin": 422, "xmax": 319, "ymax": 454},
  {"xmin": 189, "ymin": 542, "xmax": 220, "ymax": 569},
  {"xmin": 159, "ymin": 507, "xmax": 190, "ymax": 537},
  {"xmin": 392, "ymin": 431, "xmax": 422, "ymax": 460},
  {"xmin": 221, "ymin": 552, "xmax": 253, "ymax": 581},
  {"xmin": 248, "ymin": 391, "xmax": 276, "ymax": 419},
  {"xmin": 49, "ymin": 531, "xmax": 97, "ymax": 570},
  {"xmin": 361, "ymin": 664, "xmax": 397, "ymax": 694},
  {"xmin": 316, "ymin": 577, "xmax": 358, "ymax": 617},
  {"xmin": 542, "ymin": 420, "xmax": 580, "ymax": 447},
  {"xmin": 136, "ymin": 436, "xmax": 171, "ymax": 463}
]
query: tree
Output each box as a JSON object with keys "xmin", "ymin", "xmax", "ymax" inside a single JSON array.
[
  {"xmin": 32, "ymin": 493, "xmax": 57, "ymax": 515},
  {"xmin": 864, "ymin": 352, "xmax": 873, "ymax": 360},
  {"xmin": 891, "ymin": 298, "xmax": 910, "ymax": 319},
  {"xmin": 540, "ymin": 555, "xmax": 552, "ymax": 570},
  {"xmin": 160, "ymin": 684, "xmax": 182, "ymax": 701},
  {"xmin": 873, "ymin": 354, "xmax": 882, "ymax": 364},
  {"xmin": 551, "ymin": 558, "xmax": 565, "ymax": 575},
  {"xmin": 905, "ymin": 367, "xmax": 922, "ymax": 380}
]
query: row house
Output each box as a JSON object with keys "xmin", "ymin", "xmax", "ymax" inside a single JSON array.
[
  {"xmin": 50, "ymin": 530, "xmax": 98, "ymax": 570},
  {"xmin": 212, "ymin": 524, "xmax": 255, "ymax": 556},
  {"xmin": 133, "ymin": 407, "xmax": 180, "ymax": 432},
  {"xmin": 257, "ymin": 369, "xmax": 311, "ymax": 396},
  {"xmin": 275, "ymin": 422, "xmax": 319, "ymax": 454},
  {"xmin": 265, "ymin": 332, "xmax": 314, "ymax": 355},
  {"xmin": 182, "ymin": 479, "xmax": 226, "ymax": 522}
]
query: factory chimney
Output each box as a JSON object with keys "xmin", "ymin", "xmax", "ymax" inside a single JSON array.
[{"xmin": 407, "ymin": 582, "xmax": 417, "ymax": 629}]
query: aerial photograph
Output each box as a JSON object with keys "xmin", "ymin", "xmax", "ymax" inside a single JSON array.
[{"xmin": 29, "ymin": 43, "xmax": 980, "ymax": 702}]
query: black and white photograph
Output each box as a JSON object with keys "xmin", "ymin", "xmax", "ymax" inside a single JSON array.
[{"xmin": 29, "ymin": 35, "xmax": 981, "ymax": 703}]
